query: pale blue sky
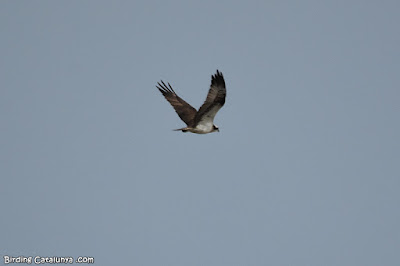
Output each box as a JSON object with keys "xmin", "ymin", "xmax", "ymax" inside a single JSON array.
[{"xmin": 1, "ymin": 1, "xmax": 399, "ymax": 265}]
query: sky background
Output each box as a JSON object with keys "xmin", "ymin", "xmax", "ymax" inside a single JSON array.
[{"xmin": 1, "ymin": 1, "xmax": 399, "ymax": 265}]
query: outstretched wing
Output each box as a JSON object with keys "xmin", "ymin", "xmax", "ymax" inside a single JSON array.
[
  {"xmin": 193, "ymin": 70, "xmax": 226, "ymax": 126},
  {"xmin": 156, "ymin": 80, "xmax": 197, "ymax": 126}
]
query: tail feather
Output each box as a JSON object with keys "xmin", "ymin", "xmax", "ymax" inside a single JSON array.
[{"xmin": 173, "ymin": 127, "xmax": 189, "ymax": 132}]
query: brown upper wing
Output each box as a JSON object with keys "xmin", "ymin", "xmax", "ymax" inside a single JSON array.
[
  {"xmin": 156, "ymin": 80, "xmax": 197, "ymax": 126},
  {"xmin": 193, "ymin": 70, "xmax": 226, "ymax": 126}
]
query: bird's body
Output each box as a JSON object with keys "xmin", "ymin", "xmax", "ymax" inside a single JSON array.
[{"xmin": 156, "ymin": 70, "xmax": 226, "ymax": 134}]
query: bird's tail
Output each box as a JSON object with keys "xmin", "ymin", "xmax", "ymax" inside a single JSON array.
[{"xmin": 173, "ymin": 127, "xmax": 189, "ymax": 132}]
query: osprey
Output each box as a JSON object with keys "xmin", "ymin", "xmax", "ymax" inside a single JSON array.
[{"xmin": 157, "ymin": 70, "xmax": 226, "ymax": 134}]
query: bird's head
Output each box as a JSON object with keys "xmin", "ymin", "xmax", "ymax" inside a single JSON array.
[{"xmin": 213, "ymin": 125, "xmax": 220, "ymax": 132}]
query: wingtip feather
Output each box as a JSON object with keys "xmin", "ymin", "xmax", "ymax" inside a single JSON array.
[
  {"xmin": 157, "ymin": 80, "xmax": 176, "ymax": 95},
  {"xmin": 211, "ymin": 70, "xmax": 225, "ymax": 87}
]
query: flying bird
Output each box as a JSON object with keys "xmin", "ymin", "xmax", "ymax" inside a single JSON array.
[{"xmin": 157, "ymin": 70, "xmax": 226, "ymax": 134}]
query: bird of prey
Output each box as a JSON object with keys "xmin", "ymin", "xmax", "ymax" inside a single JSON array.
[{"xmin": 156, "ymin": 70, "xmax": 226, "ymax": 134}]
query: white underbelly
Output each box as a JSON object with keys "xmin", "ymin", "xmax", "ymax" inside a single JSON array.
[{"xmin": 193, "ymin": 123, "xmax": 213, "ymax": 133}]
